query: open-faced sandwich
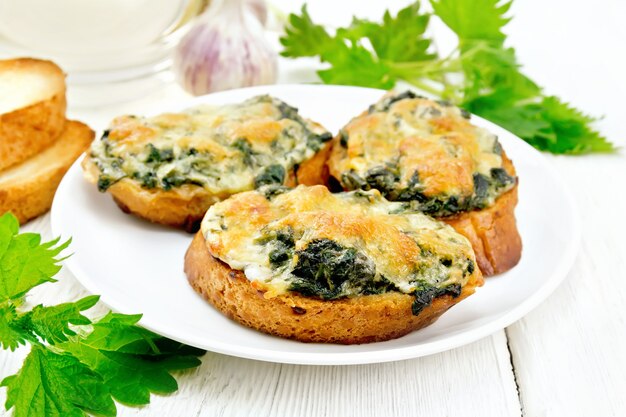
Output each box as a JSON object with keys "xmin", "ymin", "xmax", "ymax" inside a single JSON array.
[
  {"xmin": 185, "ymin": 185, "xmax": 483, "ymax": 344},
  {"xmin": 82, "ymin": 95, "xmax": 332, "ymax": 231},
  {"xmin": 327, "ymin": 91, "xmax": 522, "ymax": 276}
]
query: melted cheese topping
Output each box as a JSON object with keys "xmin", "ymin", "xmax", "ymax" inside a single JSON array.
[
  {"xmin": 201, "ymin": 185, "xmax": 477, "ymax": 299},
  {"xmin": 88, "ymin": 95, "xmax": 330, "ymax": 194},
  {"xmin": 329, "ymin": 92, "xmax": 515, "ymax": 215}
]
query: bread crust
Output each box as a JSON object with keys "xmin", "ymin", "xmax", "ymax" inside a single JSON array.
[
  {"xmin": 185, "ymin": 232, "xmax": 483, "ymax": 344},
  {"xmin": 83, "ymin": 142, "xmax": 331, "ymax": 233},
  {"xmin": 0, "ymin": 58, "xmax": 67, "ymax": 172},
  {"xmin": 0, "ymin": 120, "xmax": 94, "ymax": 224},
  {"xmin": 442, "ymin": 155, "xmax": 521, "ymax": 276},
  {"xmin": 82, "ymin": 157, "xmax": 224, "ymax": 232},
  {"xmin": 286, "ymin": 141, "xmax": 331, "ymax": 187}
]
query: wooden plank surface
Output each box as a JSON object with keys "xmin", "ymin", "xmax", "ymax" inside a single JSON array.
[
  {"xmin": 506, "ymin": 157, "xmax": 626, "ymax": 417},
  {"xmin": 504, "ymin": 0, "xmax": 626, "ymax": 414}
]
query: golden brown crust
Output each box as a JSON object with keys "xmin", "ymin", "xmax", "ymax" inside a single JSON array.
[
  {"xmin": 326, "ymin": 98, "xmax": 501, "ymax": 198},
  {"xmin": 82, "ymin": 142, "xmax": 330, "ymax": 233},
  {"xmin": 185, "ymin": 232, "xmax": 483, "ymax": 344},
  {"xmin": 0, "ymin": 58, "xmax": 67, "ymax": 172},
  {"xmin": 82, "ymin": 157, "xmax": 222, "ymax": 232},
  {"xmin": 0, "ymin": 120, "xmax": 94, "ymax": 224},
  {"xmin": 442, "ymin": 154, "xmax": 521, "ymax": 276},
  {"xmin": 442, "ymin": 186, "xmax": 521, "ymax": 276},
  {"xmin": 0, "ymin": 57, "xmax": 65, "ymax": 75}
]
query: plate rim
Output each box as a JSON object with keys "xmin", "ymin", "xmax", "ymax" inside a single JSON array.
[{"xmin": 51, "ymin": 84, "xmax": 581, "ymax": 365}]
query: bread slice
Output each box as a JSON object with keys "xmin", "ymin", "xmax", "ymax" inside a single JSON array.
[
  {"xmin": 82, "ymin": 157, "xmax": 225, "ymax": 233},
  {"xmin": 83, "ymin": 94, "xmax": 335, "ymax": 232},
  {"xmin": 0, "ymin": 58, "xmax": 67, "ymax": 172},
  {"xmin": 441, "ymin": 154, "xmax": 521, "ymax": 276},
  {"xmin": 0, "ymin": 120, "xmax": 94, "ymax": 224},
  {"xmin": 81, "ymin": 142, "xmax": 331, "ymax": 233},
  {"xmin": 325, "ymin": 92, "xmax": 522, "ymax": 277},
  {"xmin": 185, "ymin": 232, "xmax": 483, "ymax": 344}
]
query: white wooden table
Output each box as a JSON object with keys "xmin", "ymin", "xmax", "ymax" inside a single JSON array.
[{"xmin": 2, "ymin": 1, "xmax": 626, "ymax": 416}]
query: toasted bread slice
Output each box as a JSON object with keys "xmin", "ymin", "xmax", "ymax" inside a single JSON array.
[
  {"xmin": 0, "ymin": 58, "xmax": 67, "ymax": 172},
  {"xmin": 185, "ymin": 232, "xmax": 483, "ymax": 344},
  {"xmin": 83, "ymin": 95, "xmax": 334, "ymax": 232},
  {"xmin": 0, "ymin": 120, "xmax": 94, "ymax": 224},
  {"xmin": 186, "ymin": 185, "xmax": 483, "ymax": 344},
  {"xmin": 326, "ymin": 91, "xmax": 522, "ymax": 277},
  {"xmin": 81, "ymin": 142, "xmax": 330, "ymax": 233}
]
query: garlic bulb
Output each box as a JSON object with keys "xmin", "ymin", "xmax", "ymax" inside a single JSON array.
[
  {"xmin": 173, "ymin": 0, "xmax": 277, "ymax": 96},
  {"xmin": 246, "ymin": 0, "xmax": 268, "ymax": 26}
]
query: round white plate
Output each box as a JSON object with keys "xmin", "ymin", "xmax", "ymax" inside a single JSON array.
[{"xmin": 51, "ymin": 84, "xmax": 580, "ymax": 365}]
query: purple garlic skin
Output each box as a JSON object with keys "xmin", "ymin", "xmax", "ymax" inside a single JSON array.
[{"xmin": 173, "ymin": 0, "xmax": 277, "ymax": 96}]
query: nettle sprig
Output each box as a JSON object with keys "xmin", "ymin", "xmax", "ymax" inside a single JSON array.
[
  {"xmin": 280, "ymin": 0, "xmax": 615, "ymax": 154},
  {"xmin": 0, "ymin": 213, "xmax": 204, "ymax": 417}
]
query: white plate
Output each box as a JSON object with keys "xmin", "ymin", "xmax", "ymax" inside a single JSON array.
[{"xmin": 51, "ymin": 84, "xmax": 580, "ymax": 365}]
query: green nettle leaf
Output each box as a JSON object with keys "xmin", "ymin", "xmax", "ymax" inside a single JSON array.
[
  {"xmin": 0, "ymin": 304, "xmax": 28, "ymax": 351},
  {"xmin": 79, "ymin": 313, "xmax": 204, "ymax": 358},
  {"xmin": 22, "ymin": 296, "xmax": 100, "ymax": 345},
  {"xmin": 318, "ymin": 40, "xmax": 396, "ymax": 89},
  {"xmin": 1, "ymin": 345, "xmax": 117, "ymax": 417},
  {"xmin": 0, "ymin": 213, "xmax": 70, "ymax": 302},
  {"xmin": 0, "ymin": 213, "xmax": 19, "ymax": 237},
  {"xmin": 60, "ymin": 313, "xmax": 203, "ymax": 406},
  {"xmin": 431, "ymin": 0, "xmax": 511, "ymax": 45},
  {"xmin": 279, "ymin": 5, "xmax": 335, "ymax": 58},
  {"xmin": 469, "ymin": 97, "xmax": 614, "ymax": 154},
  {"xmin": 76, "ymin": 312, "xmax": 161, "ymax": 354},
  {"xmin": 62, "ymin": 343, "xmax": 202, "ymax": 406},
  {"xmin": 536, "ymin": 96, "xmax": 615, "ymax": 154},
  {"xmin": 456, "ymin": 45, "xmax": 537, "ymax": 102},
  {"xmin": 471, "ymin": 102, "xmax": 552, "ymax": 141},
  {"xmin": 0, "ymin": 214, "xmax": 205, "ymax": 416},
  {"xmin": 339, "ymin": 2, "xmax": 433, "ymax": 62},
  {"xmin": 280, "ymin": 2, "xmax": 432, "ymax": 89}
]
